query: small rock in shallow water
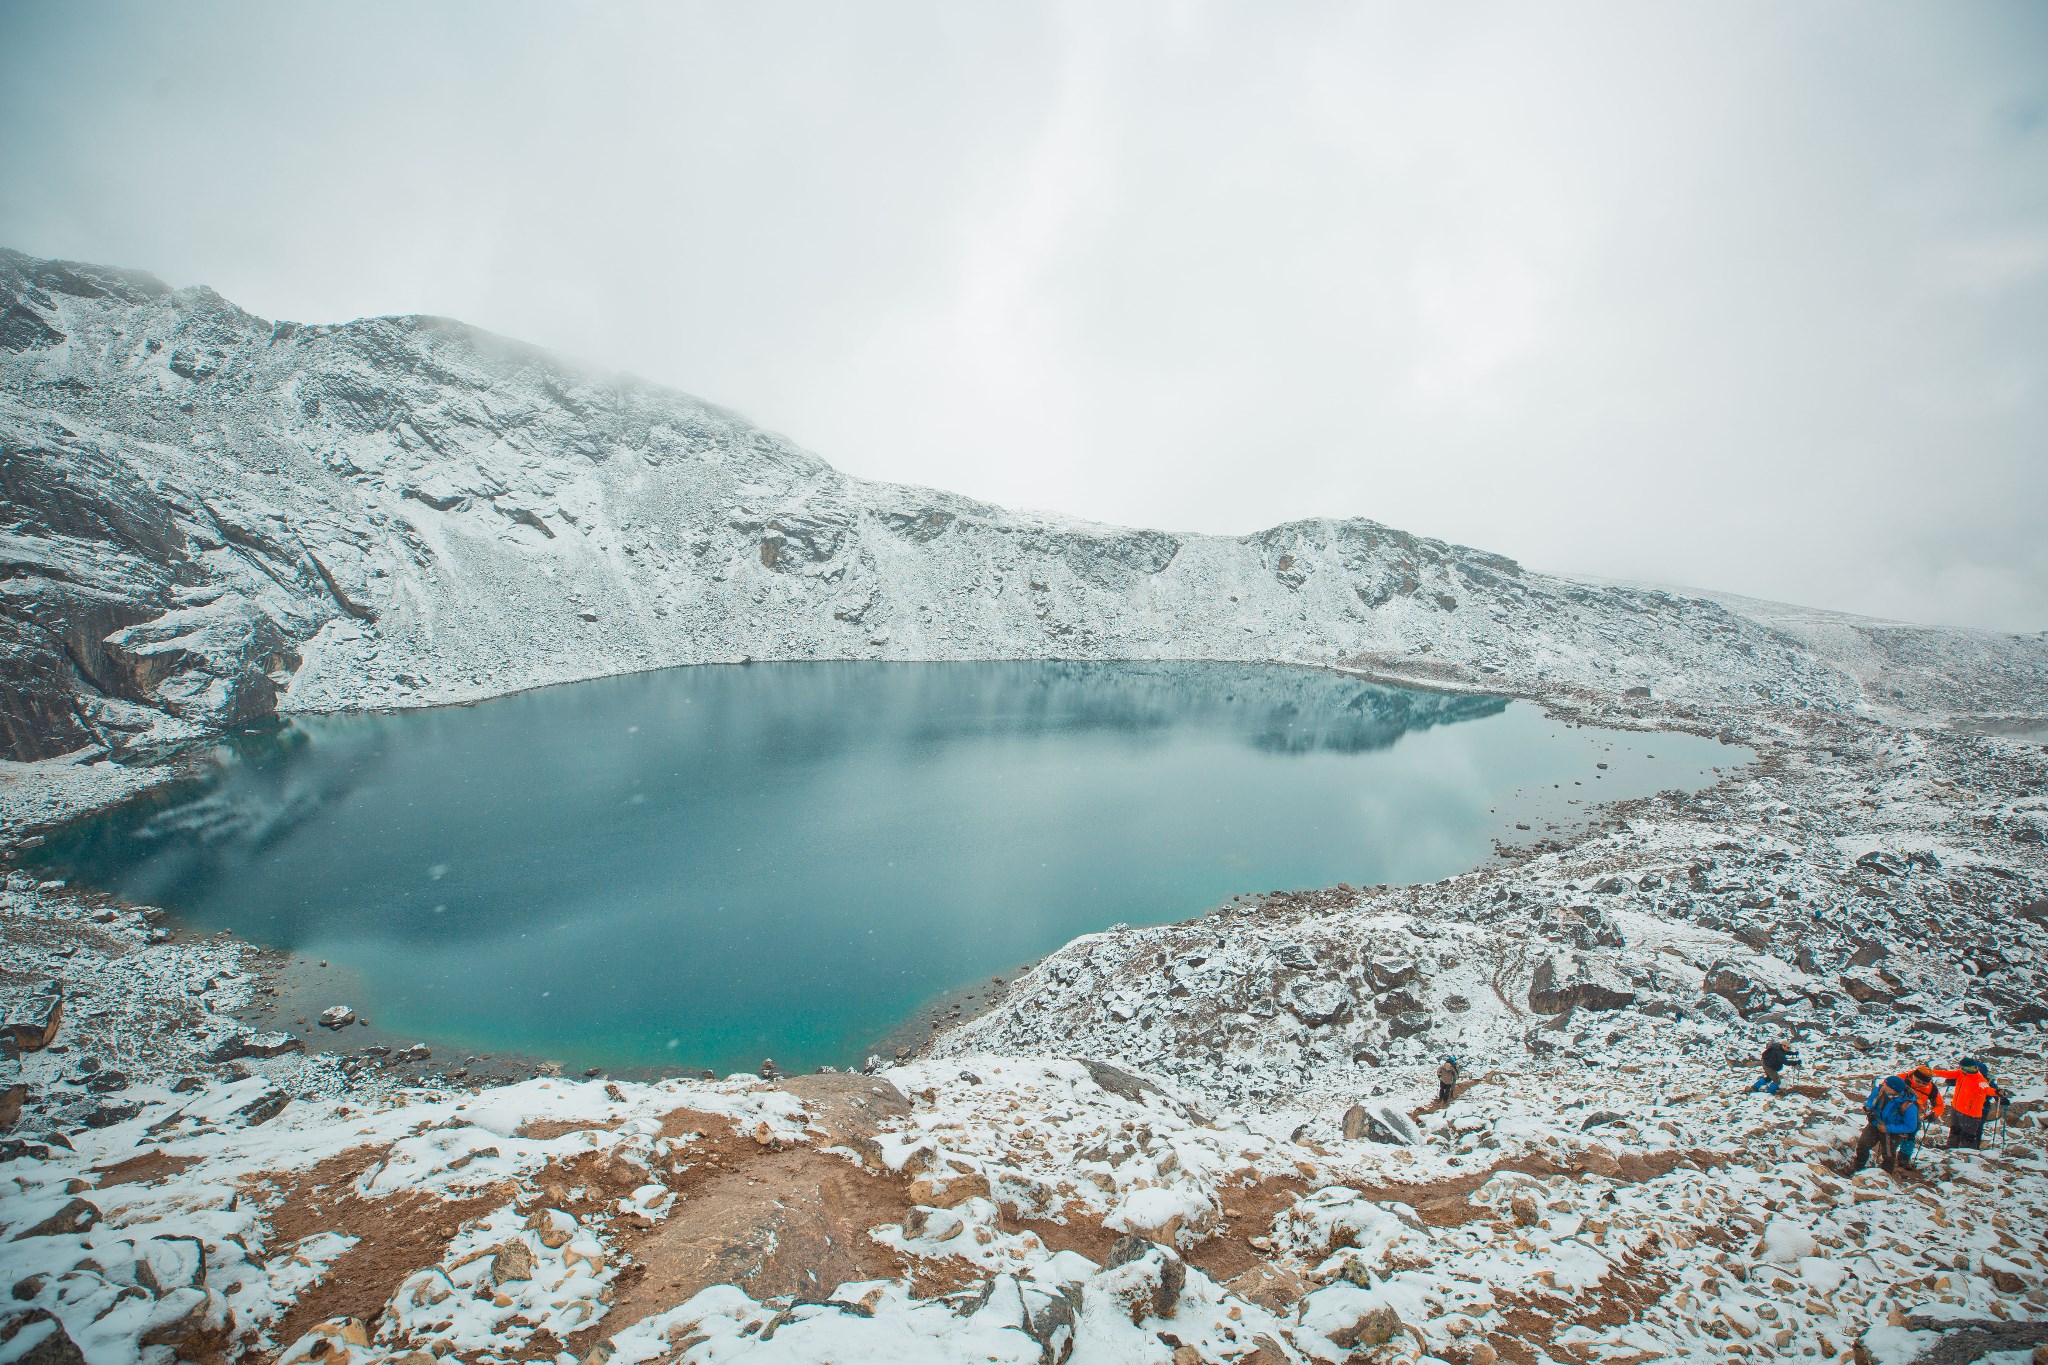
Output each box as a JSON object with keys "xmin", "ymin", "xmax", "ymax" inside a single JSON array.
[{"xmin": 318, "ymin": 1005, "xmax": 356, "ymax": 1030}]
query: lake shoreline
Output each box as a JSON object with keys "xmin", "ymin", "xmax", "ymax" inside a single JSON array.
[{"xmin": 10, "ymin": 661, "xmax": 1744, "ymax": 1080}]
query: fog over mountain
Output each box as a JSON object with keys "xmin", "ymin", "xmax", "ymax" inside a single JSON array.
[{"xmin": 2, "ymin": 2, "xmax": 2043, "ymax": 630}]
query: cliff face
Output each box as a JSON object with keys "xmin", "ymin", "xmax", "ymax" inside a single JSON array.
[{"xmin": 3, "ymin": 247, "xmax": 2043, "ymax": 761}]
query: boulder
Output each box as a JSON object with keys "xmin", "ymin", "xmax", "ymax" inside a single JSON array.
[
  {"xmin": 14, "ymin": 1197, "xmax": 99, "ymax": 1239},
  {"xmin": 1372, "ymin": 988, "xmax": 1424, "ymax": 1017},
  {"xmin": 1385, "ymin": 1009, "xmax": 1431, "ymax": 1039},
  {"xmin": 1339, "ymin": 1104, "xmax": 1420, "ymax": 1146},
  {"xmin": 1096, "ymin": 1236, "xmax": 1186, "ymax": 1322},
  {"xmin": 1528, "ymin": 954, "xmax": 1636, "ymax": 1014},
  {"xmin": 1224, "ymin": 1262, "xmax": 1308, "ymax": 1313},
  {"xmin": 275, "ymin": 1317, "xmax": 374, "ymax": 1365},
  {"xmin": 134, "ymin": 1235, "xmax": 207, "ymax": 1295},
  {"xmin": 1330, "ymin": 1305, "xmax": 1403, "ymax": 1350},
  {"xmin": 136, "ymin": 1289, "xmax": 235, "ymax": 1358},
  {"xmin": 205, "ymin": 1031, "xmax": 304, "ymax": 1063},
  {"xmin": 0, "ymin": 988, "xmax": 64, "ymax": 1054},
  {"xmin": 907, "ymin": 1169, "xmax": 991, "ymax": 1209},
  {"xmin": 1703, "ymin": 963, "xmax": 1771, "ymax": 1015},
  {"xmin": 235, "ymin": 1089, "xmax": 289, "ymax": 1126},
  {"xmin": 1021, "ymin": 1282, "xmax": 1082, "ymax": 1365},
  {"xmin": 1839, "ymin": 970, "xmax": 1899, "ymax": 1005},
  {"xmin": 0, "ymin": 1309, "xmax": 86, "ymax": 1365},
  {"xmin": 1280, "ymin": 978, "xmax": 1351, "ymax": 1027},
  {"xmin": 1275, "ymin": 1187, "xmax": 1431, "ymax": 1268},
  {"xmin": 318, "ymin": 1005, "xmax": 356, "ymax": 1030},
  {"xmin": 1365, "ymin": 955, "xmax": 1418, "ymax": 989},
  {"xmin": 490, "ymin": 1240, "xmax": 536, "ymax": 1285}
]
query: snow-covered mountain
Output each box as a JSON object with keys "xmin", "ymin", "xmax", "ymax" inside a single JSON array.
[{"xmin": 3, "ymin": 245, "xmax": 2044, "ymax": 763}]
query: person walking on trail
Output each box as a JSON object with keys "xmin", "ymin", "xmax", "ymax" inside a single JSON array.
[
  {"xmin": 1751, "ymin": 1040, "xmax": 1801, "ymax": 1094},
  {"xmin": 1932, "ymin": 1058, "xmax": 2006, "ymax": 1150},
  {"xmin": 1849, "ymin": 1074, "xmax": 1921, "ymax": 1174},
  {"xmin": 1437, "ymin": 1056, "xmax": 1461, "ymax": 1107}
]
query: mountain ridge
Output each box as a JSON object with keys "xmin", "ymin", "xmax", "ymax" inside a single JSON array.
[{"xmin": 4, "ymin": 245, "xmax": 2044, "ymax": 763}]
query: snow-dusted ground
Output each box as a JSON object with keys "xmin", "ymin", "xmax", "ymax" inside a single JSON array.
[{"xmin": 4, "ymin": 248, "xmax": 2047, "ymax": 1364}]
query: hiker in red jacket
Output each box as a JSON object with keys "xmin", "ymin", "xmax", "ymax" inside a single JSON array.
[{"xmin": 1931, "ymin": 1058, "xmax": 2006, "ymax": 1149}]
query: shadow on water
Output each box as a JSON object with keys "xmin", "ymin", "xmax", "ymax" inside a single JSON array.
[{"xmin": 26, "ymin": 661, "xmax": 1728, "ymax": 1075}]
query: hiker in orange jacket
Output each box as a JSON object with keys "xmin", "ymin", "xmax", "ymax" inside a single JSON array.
[
  {"xmin": 1892, "ymin": 1065, "xmax": 1946, "ymax": 1164},
  {"xmin": 1931, "ymin": 1058, "xmax": 2006, "ymax": 1149},
  {"xmin": 1898, "ymin": 1066, "xmax": 1944, "ymax": 1124}
]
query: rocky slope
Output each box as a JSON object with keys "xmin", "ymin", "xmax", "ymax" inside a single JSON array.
[{"xmin": 6, "ymin": 247, "xmax": 2045, "ymax": 766}]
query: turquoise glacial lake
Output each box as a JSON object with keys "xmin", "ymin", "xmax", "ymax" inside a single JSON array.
[{"xmin": 30, "ymin": 662, "xmax": 1742, "ymax": 1075}]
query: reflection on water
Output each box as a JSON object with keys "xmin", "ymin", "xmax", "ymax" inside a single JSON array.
[{"xmin": 29, "ymin": 661, "xmax": 1737, "ymax": 1073}]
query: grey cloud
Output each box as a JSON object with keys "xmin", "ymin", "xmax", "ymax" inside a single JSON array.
[{"xmin": 1, "ymin": 0, "xmax": 2041, "ymax": 629}]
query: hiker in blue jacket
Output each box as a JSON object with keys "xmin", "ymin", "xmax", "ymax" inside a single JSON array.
[{"xmin": 1847, "ymin": 1074, "xmax": 1921, "ymax": 1173}]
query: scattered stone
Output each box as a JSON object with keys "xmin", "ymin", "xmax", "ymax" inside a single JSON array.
[
  {"xmin": 234, "ymin": 1089, "xmax": 289, "ymax": 1126},
  {"xmin": 1100, "ymin": 1235, "xmax": 1186, "ymax": 1322},
  {"xmin": 84, "ymin": 1102, "xmax": 142, "ymax": 1128},
  {"xmin": 490, "ymin": 1240, "xmax": 536, "ymax": 1284},
  {"xmin": 206, "ymin": 1032, "xmax": 305, "ymax": 1063},
  {"xmin": 0, "ymin": 1308, "xmax": 86, "ymax": 1365},
  {"xmin": 14, "ymin": 1197, "xmax": 99, "ymax": 1239},
  {"xmin": 318, "ymin": 1005, "xmax": 356, "ymax": 1030},
  {"xmin": 1343, "ymin": 1103, "xmax": 1421, "ymax": 1146},
  {"xmin": 0, "ymin": 988, "xmax": 64, "ymax": 1054},
  {"xmin": 135, "ymin": 1235, "xmax": 208, "ymax": 1295}
]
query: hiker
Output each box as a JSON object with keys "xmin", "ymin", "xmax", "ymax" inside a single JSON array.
[
  {"xmin": 1437, "ymin": 1056, "xmax": 1461, "ymax": 1106},
  {"xmin": 1849, "ymin": 1073, "xmax": 1920, "ymax": 1174},
  {"xmin": 1932, "ymin": 1058, "xmax": 2007, "ymax": 1150},
  {"xmin": 1750, "ymin": 1040, "xmax": 1801, "ymax": 1094},
  {"xmin": 1898, "ymin": 1065, "xmax": 1944, "ymax": 1126}
]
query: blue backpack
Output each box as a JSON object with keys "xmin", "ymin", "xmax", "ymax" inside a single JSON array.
[{"xmin": 1865, "ymin": 1077, "xmax": 1920, "ymax": 1135}]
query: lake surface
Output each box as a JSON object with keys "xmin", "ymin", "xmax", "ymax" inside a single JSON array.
[{"xmin": 30, "ymin": 661, "xmax": 1743, "ymax": 1074}]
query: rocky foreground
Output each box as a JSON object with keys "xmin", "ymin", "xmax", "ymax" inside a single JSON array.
[{"xmin": 3, "ymin": 247, "xmax": 2047, "ymax": 1364}]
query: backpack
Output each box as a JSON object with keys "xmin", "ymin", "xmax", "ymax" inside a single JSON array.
[{"xmin": 1866, "ymin": 1077, "xmax": 1919, "ymax": 1134}]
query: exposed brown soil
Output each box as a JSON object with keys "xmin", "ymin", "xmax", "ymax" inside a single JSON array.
[
  {"xmin": 1345, "ymin": 1148, "xmax": 1707, "ymax": 1229},
  {"xmin": 91, "ymin": 1148, "xmax": 203, "ymax": 1188},
  {"xmin": 570, "ymin": 1104, "xmax": 936, "ymax": 1357},
  {"xmin": 244, "ymin": 1143, "xmax": 508, "ymax": 1359},
  {"xmin": 1001, "ymin": 1206, "xmax": 1121, "ymax": 1263},
  {"xmin": 1448, "ymin": 1247, "xmax": 1678, "ymax": 1365},
  {"xmin": 1183, "ymin": 1173, "xmax": 1314, "ymax": 1282},
  {"xmin": 514, "ymin": 1116, "xmax": 624, "ymax": 1140}
]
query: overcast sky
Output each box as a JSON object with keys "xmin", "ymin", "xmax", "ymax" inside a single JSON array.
[{"xmin": 3, "ymin": 2, "xmax": 2044, "ymax": 631}]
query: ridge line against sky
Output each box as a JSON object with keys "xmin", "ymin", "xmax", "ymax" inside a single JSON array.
[{"xmin": 2, "ymin": 1, "xmax": 2043, "ymax": 631}]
